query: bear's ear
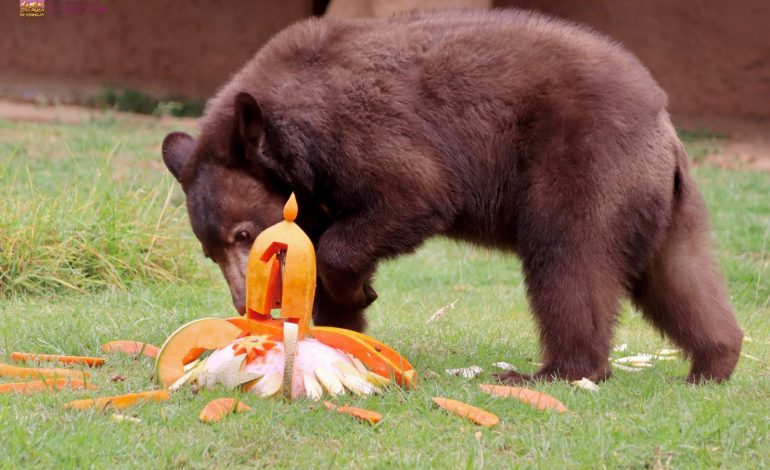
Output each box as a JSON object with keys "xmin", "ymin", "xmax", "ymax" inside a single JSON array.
[
  {"xmin": 233, "ymin": 92, "xmax": 265, "ymax": 159},
  {"xmin": 162, "ymin": 131, "xmax": 196, "ymax": 185}
]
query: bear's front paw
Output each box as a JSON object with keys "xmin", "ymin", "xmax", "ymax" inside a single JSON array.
[
  {"xmin": 313, "ymin": 283, "xmax": 368, "ymax": 332},
  {"xmin": 493, "ymin": 370, "xmax": 535, "ymax": 384}
]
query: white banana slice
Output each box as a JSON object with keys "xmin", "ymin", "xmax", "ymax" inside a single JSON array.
[
  {"xmin": 252, "ymin": 372, "xmax": 282, "ymax": 397},
  {"xmin": 303, "ymin": 372, "xmax": 323, "ymax": 401},
  {"xmin": 614, "ymin": 355, "xmax": 654, "ymax": 364},
  {"xmin": 314, "ymin": 367, "xmax": 344, "ymax": 396},
  {"xmin": 349, "ymin": 355, "xmax": 369, "ymax": 376},
  {"xmin": 169, "ymin": 359, "xmax": 208, "ymax": 392},
  {"xmin": 198, "ymin": 354, "xmax": 260, "ymax": 389},
  {"xmin": 571, "ymin": 377, "xmax": 599, "ymax": 392},
  {"xmin": 445, "ymin": 366, "xmax": 483, "ymax": 378},
  {"xmin": 613, "ymin": 363, "xmax": 644, "ymax": 372},
  {"xmin": 183, "ymin": 359, "xmax": 201, "ymax": 373},
  {"xmin": 332, "ymin": 360, "xmax": 366, "ymax": 380},
  {"xmin": 339, "ymin": 373, "xmax": 380, "ymax": 396},
  {"xmin": 656, "ymin": 348, "xmax": 681, "ymax": 356},
  {"xmin": 365, "ymin": 372, "xmax": 392, "ymax": 387}
]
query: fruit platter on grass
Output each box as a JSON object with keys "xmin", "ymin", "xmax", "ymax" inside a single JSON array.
[{"xmin": 154, "ymin": 194, "xmax": 417, "ymax": 402}]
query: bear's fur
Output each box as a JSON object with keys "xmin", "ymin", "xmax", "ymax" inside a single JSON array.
[{"xmin": 162, "ymin": 9, "xmax": 743, "ymax": 383}]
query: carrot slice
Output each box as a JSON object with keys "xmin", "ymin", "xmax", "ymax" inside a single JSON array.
[
  {"xmin": 323, "ymin": 401, "xmax": 382, "ymax": 424},
  {"xmin": 11, "ymin": 352, "xmax": 105, "ymax": 367},
  {"xmin": 64, "ymin": 390, "xmax": 170, "ymax": 410},
  {"xmin": 101, "ymin": 341, "xmax": 160, "ymax": 359},
  {"xmin": 431, "ymin": 397, "xmax": 499, "ymax": 427},
  {"xmin": 199, "ymin": 398, "xmax": 252, "ymax": 423},
  {"xmin": 479, "ymin": 384, "xmax": 568, "ymax": 413},
  {"xmin": 0, "ymin": 363, "xmax": 90, "ymax": 380},
  {"xmin": 0, "ymin": 379, "xmax": 97, "ymax": 394}
]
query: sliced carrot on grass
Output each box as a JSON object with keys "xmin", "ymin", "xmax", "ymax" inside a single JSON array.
[
  {"xmin": 101, "ymin": 341, "xmax": 160, "ymax": 359},
  {"xmin": 0, "ymin": 379, "xmax": 96, "ymax": 394},
  {"xmin": 199, "ymin": 398, "xmax": 252, "ymax": 423},
  {"xmin": 431, "ymin": 397, "xmax": 499, "ymax": 427},
  {"xmin": 0, "ymin": 363, "xmax": 90, "ymax": 380},
  {"xmin": 479, "ymin": 384, "xmax": 568, "ymax": 413},
  {"xmin": 64, "ymin": 390, "xmax": 170, "ymax": 410},
  {"xmin": 12, "ymin": 352, "xmax": 105, "ymax": 367},
  {"xmin": 323, "ymin": 401, "xmax": 382, "ymax": 424}
]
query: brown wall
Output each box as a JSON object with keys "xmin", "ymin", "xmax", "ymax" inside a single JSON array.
[
  {"xmin": 2, "ymin": 0, "xmax": 767, "ymax": 119},
  {"xmin": 495, "ymin": 0, "xmax": 770, "ymax": 120},
  {"xmin": 1, "ymin": 0, "xmax": 313, "ymax": 100}
]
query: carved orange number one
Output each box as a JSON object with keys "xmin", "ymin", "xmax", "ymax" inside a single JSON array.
[{"xmin": 248, "ymin": 242, "xmax": 287, "ymax": 322}]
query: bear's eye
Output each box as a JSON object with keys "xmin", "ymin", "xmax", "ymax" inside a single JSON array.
[{"xmin": 234, "ymin": 230, "xmax": 251, "ymax": 243}]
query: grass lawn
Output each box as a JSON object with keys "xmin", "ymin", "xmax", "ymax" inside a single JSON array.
[{"xmin": 1, "ymin": 112, "xmax": 768, "ymax": 469}]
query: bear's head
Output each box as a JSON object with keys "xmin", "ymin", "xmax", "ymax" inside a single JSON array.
[{"xmin": 161, "ymin": 93, "xmax": 291, "ymax": 314}]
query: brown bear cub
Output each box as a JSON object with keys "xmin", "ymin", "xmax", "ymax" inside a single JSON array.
[{"xmin": 162, "ymin": 10, "xmax": 743, "ymax": 384}]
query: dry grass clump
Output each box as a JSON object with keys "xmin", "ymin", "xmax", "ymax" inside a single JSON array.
[{"xmin": 0, "ymin": 172, "xmax": 199, "ymax": 296}]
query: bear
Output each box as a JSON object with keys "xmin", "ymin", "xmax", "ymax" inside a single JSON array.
[{"xmin": 161, "ymin": 9, "xmax": 743, "ymax": 384}]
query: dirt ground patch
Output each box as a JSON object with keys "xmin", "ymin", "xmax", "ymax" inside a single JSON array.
[
  {"xmin": 0, "ymin": 100, "xmax": 196, "ymax": 128},
  {"xmin": 1, "ymin": 100, "xmax": 767, "ymax": 172},
  {"xmin": 674, "ymin": 114, "xmax": 770, "ymax": 172}
]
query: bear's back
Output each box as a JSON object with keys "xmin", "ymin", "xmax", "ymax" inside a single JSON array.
[{"xmin": 202, "ymin": 9, "xmax": 666, "ymax": 141}]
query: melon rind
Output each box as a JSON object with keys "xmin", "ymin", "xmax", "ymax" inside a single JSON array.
[{"xmin": 155, "ymin": 318, "xmax": 243, "ymax": 388}]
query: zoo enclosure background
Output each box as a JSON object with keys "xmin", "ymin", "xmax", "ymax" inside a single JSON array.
[{"xmin": 1, "ymin": 0, "xmax": 767, "ymax": 120}]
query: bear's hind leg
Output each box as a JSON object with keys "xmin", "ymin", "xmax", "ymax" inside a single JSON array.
[{"xmin": 631, "ymin": 186, "xmax": 742, "ymax": 383}]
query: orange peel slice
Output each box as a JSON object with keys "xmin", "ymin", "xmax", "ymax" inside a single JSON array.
[
  {"xmin": 323, "ymin": 401, "xmax": 382, "ymax": 424},
  {"xmin": 432, "ymin": 397, "xmax": 499, "ymax": 427},
  {"xmin": 199, "ymin": 398, "xmax": 252, "ymax": 423},
  {"xmin": 101, "ymin": 340, "xmax": 160, "ymax": 359},
  {"xmin": 65, "ymin": 390, "xmax": 169, "ymax": 411}
]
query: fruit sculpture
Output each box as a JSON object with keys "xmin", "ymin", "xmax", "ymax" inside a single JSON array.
[{"xmin": 155, "ymin": 194, "xmax": 416, "ymax": 399}]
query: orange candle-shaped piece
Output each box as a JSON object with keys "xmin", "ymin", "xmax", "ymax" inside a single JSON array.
[{"xmin": 245, "ymin": 193, "xmax": 316, "ymax": 338}]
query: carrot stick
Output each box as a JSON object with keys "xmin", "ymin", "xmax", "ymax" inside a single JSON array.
[
  {"xmin": 101, "ymin": 341, "xmax": 160, "ymax": 359},
  {"xmin": 64, "ymin": 390, "xmax": 170, "ymax": 411},
  {"xmin": 199, "ymin": 398, "xmax": 252, "ymax": 423},
  {"xmin": 479, "ymin": 384, "xmax": 568, "ymax": 413},
  {"xmin": 0, "ymin": 363, "xmax": 90, "ymax": 380},
  {"xmin": 0, "ymin": 379, "xmax": 97, "ymax": 394},
  {"xmin": 12, "ymin": 352, "xmax": 105, "ymax": 367},
  {"xmin": 323, "ymin": 401, "xmax": 382, "ymax": 424},
  {"xmin": 431, "ymin": 397, "xmax": 499, "ymax": 426}
]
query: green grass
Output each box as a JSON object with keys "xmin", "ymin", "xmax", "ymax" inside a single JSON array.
[
  {"xmin": 0, "ymin": 115, "xmax": 202, "ymax": 295},
  {"xmin": 0, "ymin": 116, "xmax": 768, "ymax": 469}
]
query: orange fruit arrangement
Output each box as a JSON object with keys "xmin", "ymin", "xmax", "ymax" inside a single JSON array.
[{"xmin": 154, "ymin": 194, "xmax": 416, "ymax": 399}]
